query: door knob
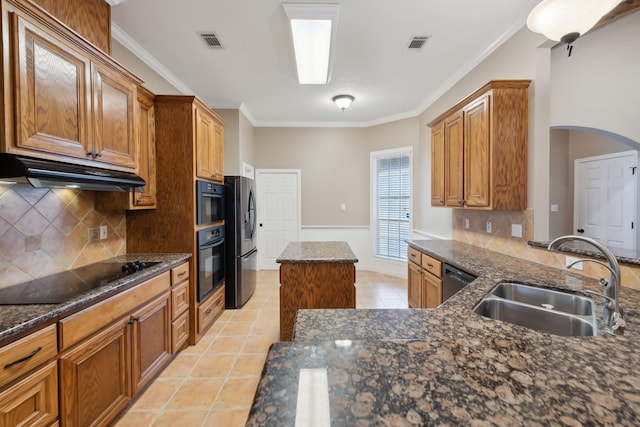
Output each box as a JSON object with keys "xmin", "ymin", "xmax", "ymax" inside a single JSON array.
[
  {"xmin": 259, "ymin": 223, "xmax": 263, "ymax": 227},
  {"xmin": 577, "ymin": 228, "xmax": 585, "ymax": 233}
]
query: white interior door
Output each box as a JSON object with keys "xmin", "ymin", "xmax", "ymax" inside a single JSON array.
[
  {"xmin": 574, "ymin": 150, "xmax": 637, "ymax": 250},
  {"xmin": 256, "ymin": 169, "xmax": 301, "ymax": 270}
]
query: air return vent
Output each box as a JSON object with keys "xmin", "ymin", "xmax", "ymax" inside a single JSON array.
[
  {"xmin": 406, "ymin": 36, "xmax": 429, "ymax": 51},
  {"xmin": 198, "ymin": 32, "xmax": 224, "ymax": 49}
]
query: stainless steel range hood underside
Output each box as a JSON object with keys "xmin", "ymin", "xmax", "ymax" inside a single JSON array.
[{"xmin": 0, "ymin": 154, "xmax": 146, "ymax": 192}]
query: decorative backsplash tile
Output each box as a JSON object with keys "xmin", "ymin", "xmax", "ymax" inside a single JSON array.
[
  {"xmin": 0, "ymin": 183, "xmax": 125, "ymax": 288},
  {"xmin": 452, "ymin": 209, "xmax": 640, "ymax": 290}
]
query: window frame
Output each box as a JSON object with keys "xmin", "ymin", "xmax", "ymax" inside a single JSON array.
[{"xmin": 370, "ymin": 147, "xmax": 413, "ymax": 261}]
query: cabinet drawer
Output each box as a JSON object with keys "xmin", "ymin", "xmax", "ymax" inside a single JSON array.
[
  {"xmin": 171, "ymin": 262, "xmax": 189, "ymax": 285},
  {"xmin": 407, "ymin": 247, "xmax": 422, "ymax": 265},
  {"xmin": 421, "ymin": 254, "xmax": 442, "ymax": 278},
  {"xmin": 0, "ymin": 325, "xmax": 57, "ymax": 386},
  {"xmin": 197, "ymin": 286, "xmax": 224, "ymax": 335},
  {"xmin": 59, "ymin": 271, "xmax": 171, "ymax": 350},
  {"xmin": 171, "ymin": 280, "xmax": 189, "ymax": 320},
  {"xmin": 0, "ymin": 360, "xmax": 58, "ymax": 427},
  {"xmin": 171, "ymin": 311, "xmax": 189, "ymax": 354}
]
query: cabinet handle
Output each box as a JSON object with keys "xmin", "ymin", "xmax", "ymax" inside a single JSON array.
[
  {"xmin": 94, "ymin": 152, "xmax": 102, "ymax": 158},
  {"xmin": 86, "ymin": 151, "xmax": 93, "ymax": 156},
  {"xmin": 215, "ymin": 298, "xmax": 222, "ymax": 306},
  {"xmin": 205, "ymin": 308, "xmax": 212, "ymax": 315},
  {"xmin": 4, "ymin": 346, "xmax": 42, "ymax": 369},
  {"xmin": 177, "ymin": 271, "xmax": 187, "ymax": 277},
  {"xmin": 427, "ymin": 263, "xmax": 434, "ymax": 268},
  {"xmin": 136, "ymin": 199, "xmax": 142, "ymax": 204}
]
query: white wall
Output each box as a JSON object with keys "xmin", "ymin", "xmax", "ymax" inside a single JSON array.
[{"xmin": 550, "ymin": 11, "xmax": 640, "ymax": 145}]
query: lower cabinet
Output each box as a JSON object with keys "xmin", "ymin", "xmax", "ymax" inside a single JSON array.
[
  {"xmin": 131, "ymin": 293, "xmax": 171, "ymax": 395},
  {"xmin": 197, "ymin": 285, "xmax": 224, "ymax": 336},
  {"xmin": 407, "ymin": 247, "xmax": 443, "ymax": 309},
  {"xmin": 0, "ymin": 360, "xmax": 58, "ymax": 427},
  {"xmin": 58, "ymin": 273, "xmax": 174, "ymax": 427},
  {"xmin": 59, "ymin": 318, "xmax": 131, "ymax": 427}
]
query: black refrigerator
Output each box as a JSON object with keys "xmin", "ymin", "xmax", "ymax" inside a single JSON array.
[{"xmin": 224, "ymin": 176, "xmax": 257, "ymax": 308}]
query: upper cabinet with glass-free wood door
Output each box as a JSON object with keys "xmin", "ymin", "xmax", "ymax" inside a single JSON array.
[
  {"xmin": 428, "ymin": 80, "xmax": 530, "ymax": 210},
  {"xmin": 1, "ymin": 0, "xmax": 141, "ymax": 171},
  {"xmin": 194, "ymin": 99, "xmax": 225, "ymax": 183}
]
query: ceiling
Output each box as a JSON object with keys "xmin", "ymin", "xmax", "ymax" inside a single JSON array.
[{"xmin": 110, "ymin": 0, "xmax": 541, "ymax": 127}]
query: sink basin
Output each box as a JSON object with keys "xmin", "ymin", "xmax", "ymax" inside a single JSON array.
[
  {"xmin": 473, "ymin": 282, "xmax": 597, "ymax": 337},
  {"xmin": 489, "ymin": 282, "xmax": 593, "ymax": 315}
]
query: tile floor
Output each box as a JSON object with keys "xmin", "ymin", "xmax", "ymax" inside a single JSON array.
[{"xmin": 113, "ymin": 269, "xmax": 407, "ymax": 427}]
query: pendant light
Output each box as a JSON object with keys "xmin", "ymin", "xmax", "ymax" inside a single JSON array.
[{"xmin": 527, "ymin": 0, "xmax": 622, "ymax": 45}]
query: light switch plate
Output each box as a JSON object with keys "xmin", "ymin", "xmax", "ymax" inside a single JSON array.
[
  {"xmin": 99, "ymin": 225, "xmax": 108, "ymax": 240},
  {"xmin": 550, "ymin": 204, "xmax": 559, "ymax": 212},
  {"xmin": 464, "ymin": 218, "xmax": 470, "ymax": 229},
  {"xmin": 486, "ymin": 221, "xmax": 492, "ymax": 233}
]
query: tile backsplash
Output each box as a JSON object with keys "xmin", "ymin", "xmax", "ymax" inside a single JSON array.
[
  {"xmin": 452, "ymin": 209, "xmax": 640, "ymax": 290},
  {"xmin": 0, "ymin": 183, "xmax": 125, "ymax": 288}
]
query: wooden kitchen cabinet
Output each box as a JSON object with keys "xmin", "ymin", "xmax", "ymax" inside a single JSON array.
[
  {"xmin": 0, "ymin": 325, "xmax": 58, "ymax": 427},
  {"xmin": 1, "ymin": 0, "xmax": 142, "ymax": 171},
  {"xmin": 96, "ymin": 86, "xmax": 158, "ymax": 210},
  {"xmin": 131, "ymin": 293, "xmax": 171, "ymax": 395},
  {"xmin": 407, "ymin": 247, "xmax": 442, "ymax": 309},
  {"xmin": 428, "ymin": 80, "xmax": 530, "ymax": 210},
  {"xmin": 195, "ymin": 102, "xmax": 225, "ymax": 182},
  {"xmin": 59, "ymin": 317, "xmax": 131, "ymax": 427},
  {"xmin": 58, "ymin": 272, "xmax": 173, "ymax": 427},
  {"xmin": 170, "ymin": 262, "xmax": 190, "ymax": 353}
]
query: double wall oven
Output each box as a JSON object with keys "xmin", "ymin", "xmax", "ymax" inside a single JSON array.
[{"xmin": 196, "ymin": 180, "xmax": 225, "ymax": 302}]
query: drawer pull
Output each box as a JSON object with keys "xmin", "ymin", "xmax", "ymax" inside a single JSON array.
[
  {"xmin": 4, "ymin": 346, "xmax": 42, "ymax": 369},
  {"xmin": 215, "ymin": 299, "xmax": 222, "ymax": 306},
  {"xmin": 427, "ymin": 263, "xmax": 433, "ymax": 268},
  {"xmin": 205, "ymin": 308, "xmax": 213, "ymax": 315},
  {"xmin": 177, "ymin": 271, "xmax": 187, "ymax": 277}
]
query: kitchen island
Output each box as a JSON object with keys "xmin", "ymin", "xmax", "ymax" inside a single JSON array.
[
  {"xmin": 277, "ymin": 241, "xmax": 358, "ymax": 341},
  {"xmin": 247, "ymin": 240, "xmax": 640, "ymax": 425}
]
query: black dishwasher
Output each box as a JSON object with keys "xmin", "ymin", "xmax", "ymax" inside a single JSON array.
[{"xmin": 442, "ymin": 263, "xmax": 477, "ymax": 301}]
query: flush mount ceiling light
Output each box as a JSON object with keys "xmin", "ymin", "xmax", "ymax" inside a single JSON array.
[
  {"xmin": 332, "ymin": 94, "xmax": 354, "ymax": 111},
  {"xmin": 527, "ymin": 0, "xmax": 622, "ymax": 46},
  {"xmin": 282, "ymin": 3, "xmax": 340, "ymax": 84}
]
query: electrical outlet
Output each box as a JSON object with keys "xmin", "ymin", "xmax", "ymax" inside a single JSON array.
[
  {"xmin": 550, "ymin": 204, "xmax": 559, "ymax": 213},
  {"xmin": 464, "ymin": 218, "xmax": 470, "ymax": 229},
  {"xmin": 566, "ymin": 256, "xmax": 583, "ymax": 270},
  {"xmin": 486, "ymin": 221, "xmax": 492, "ymax": 233},
  {"xmin": 511, "ymin": 224, "xmax": 523, "ymax": 238},
  {"xmin": 99, "ymin": 225, "xmax": 108, "ymax": 240}
]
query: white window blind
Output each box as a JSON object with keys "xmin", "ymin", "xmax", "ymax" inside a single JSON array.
[{"xmin": 372, "ymin": 149, "xmax": 411, "ymax": 260}]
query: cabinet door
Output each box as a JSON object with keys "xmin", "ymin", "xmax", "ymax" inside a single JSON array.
[
  {"xmin": 131, "ymin": 293, "xmax": 172, "ymax": 395},
  {"xmin": 464, "ymin": 94, "xmax": 491, "ymax": 207},
  {"xmin": 407, "ymin": 262, "xmax": 423, "ymax": 308},
  {"xmin": 444, "ymin": 111, "xmax": 464, "ymax": 207},
  {"xmin": 59, "ymin": 318, "xmax": 131, "ymax": 427},
  {"xmin": 212, "ymin": 122, "xmax": 224, "ymax": 182},
  {"xmin": 133, "ymin": 88, "xmax": 157, "ymax": 208},
  {"xmin": 430, "ymin": 122, "xmax": 445, "ymax": 206},
  {"xmin": 195, "ymin": 107, "xmax": 216, "ymax": 180},
  {"xmin": 0, "ymin": 361, "xmax": 58, "ymax": 427},
  {"xmin": 423, "ymin": 272, "xmax": 442, "ymax": 309},
  {"xmin": 11, "ymin": 11, "xmax": 92, "ymax": 159},
  {"xmin": 92, "ymin": 63, "xmax": 137, "ymax": 169}
]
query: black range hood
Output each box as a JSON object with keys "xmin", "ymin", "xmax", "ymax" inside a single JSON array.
[{"xmin": 0, "ymin": 154, "xmax": 146, "ymax": 192}]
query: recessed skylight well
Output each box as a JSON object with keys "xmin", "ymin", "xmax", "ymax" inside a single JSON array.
[{"xmin": 282, "ymin": 3, "xmax": 340, "ymax": 85}]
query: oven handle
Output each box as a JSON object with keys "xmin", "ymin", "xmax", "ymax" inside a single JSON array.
[
  {"xmin": 200, "ymin": 238, "xmax": 224, "ymax": 249},
  {"xmin": 201, "ymin": 193, "xmax": 222, "ymax": 198}
]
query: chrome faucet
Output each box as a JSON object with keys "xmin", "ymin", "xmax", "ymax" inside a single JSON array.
[{"xmin": 548, "ymin": 235, "xmax": 626, "ymax": 336}]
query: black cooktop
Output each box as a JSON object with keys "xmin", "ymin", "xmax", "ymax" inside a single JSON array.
[{"xmin": 0, "ymin": 261, "xmax": 160, "ymax": 305}]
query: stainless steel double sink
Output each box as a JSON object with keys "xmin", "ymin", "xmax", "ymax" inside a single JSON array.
[{"xmin": 473, "ymin": 282, "xmax": 597, "ymax": 336}]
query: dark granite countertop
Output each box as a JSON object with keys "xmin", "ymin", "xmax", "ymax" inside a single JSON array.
[
  {"xmin": 247, "ymin": 240, "xmax": 640, "ymax": 426},
  {"xmin": 276, "ymin": 241, "xmax": 358, "ymax": 264},
  {"xmin": 0, "ymin": 253, "xmax": 191, "ymax": 344}
]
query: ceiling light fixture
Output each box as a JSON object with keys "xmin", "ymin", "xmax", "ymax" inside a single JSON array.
[
  {"xmin": 282, "ymin": 3, "xmax": 340, "ymax": 84},
  {"xmin": 332, "ymin": 94, "xmax": 354, "ymax": 111},
  {"xmin": 527, "ymin": 0, "xmax": 622, "ymax": 55}
]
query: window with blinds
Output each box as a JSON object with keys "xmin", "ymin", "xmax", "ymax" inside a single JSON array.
[{"xmin": 372, "ymin": 148, "xmax": 411, "ymax": 260}]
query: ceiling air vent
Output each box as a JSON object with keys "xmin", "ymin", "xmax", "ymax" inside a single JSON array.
[
  {"xmin": 198, "ymin": 32, "xmax": 224, "ymax": 49},
  {"xmin": 406, "ymin": 36, "xmax": 429, "ymax": 52}
]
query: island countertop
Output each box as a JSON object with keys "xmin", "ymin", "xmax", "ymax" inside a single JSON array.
[
  {"xmin": 276, "ymin": 241, "xmax": 358, "ymax": 264},
  {"xmin": 247, "ymin": 240, "xmax": 640, "ymax": 426}
]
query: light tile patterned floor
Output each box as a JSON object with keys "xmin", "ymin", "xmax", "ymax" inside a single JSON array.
[{"xmin": 114, "ymin": 269, "xmax": 407, "ymax": 427}]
